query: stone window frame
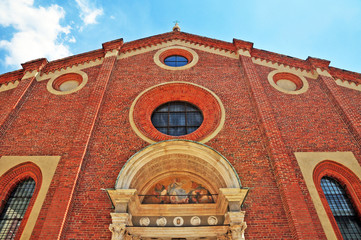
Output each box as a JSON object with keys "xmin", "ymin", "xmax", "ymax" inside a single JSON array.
[
  {"xmin": 295, "ymin": 152, "xmax": 361, "ymax": 239},
  {"xmin": 0, "ymin": 162, "xmax": 42, "ymax": 240},
  {"xmin": 154, "ymin": 46, "xmax": 199, "ymax": 71},
  {"xmin": 313, "ymin": 160, "xmax": 361, "ymax": 239},
  {"xmin": 0, "ymin": 156, "xmax": 60, "ymax": 239}
]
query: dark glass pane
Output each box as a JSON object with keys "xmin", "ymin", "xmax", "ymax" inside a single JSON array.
[
  {"xmin": 169, "ymin": 113, "xmax": 185, "ymax": 126},
  {"xmin": 165, "ymin": 56, "xmax": 176, "ymax": 61},
  {"xmin": 157, "ymin": 127, "xmax": 168, "ymax": 135},
  {"xmin": 169, "ymin": 127, "xmax": 186, "ymax": 136},
  {"xmin": 151, "ymin": 101, "xmax": 203, "ymax": 136},
  {"xmin": 151, "ymin": 113, "xmax": 168, "ymax": 127},
  {"xmin": 321, "ymin": 177, "xmax": 361, "ymax": 239},
  {"xmin": 187, "ymin": 127, "xmax": 198, "ymax": 134},
  {"xmin": 165, "ymin": 61, "xmax": 177, "ymax": 67},
  {"xmin": 186, "ymin": 104, "xmax": 198, "ymax": 111},
  {"xmin": 156, "ymin": 104, "xmax": 169, "ymax": 112},
  {"xmin": 187, "ymin": 112, "xmax": 203, "ymax": 126},
  {"xmin": 0, "ymin": 178, "xmax": 35, "ymax": 240},
  {"xmin": 169, "ymin": 103, "xmax": 184, "ymax": 112}
]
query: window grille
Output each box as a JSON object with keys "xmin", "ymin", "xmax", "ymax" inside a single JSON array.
[
  {"xmin": 151, "ymin": 101, "xmax": 203, "ymax": 136},
  {"xmin": 164, "ymin": 55, "xmax": 188, "ymax": 67},
  {"xmin": 0, "ymin": 178, "xmax": 36, "ymax": 240},
  {"xmin": 321, "ymin": 177, "xmax": 361, "ymax": 239}
]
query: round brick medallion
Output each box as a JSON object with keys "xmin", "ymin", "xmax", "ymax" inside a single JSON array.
[
  {"xmin": 129, "ymin": 82, "xmax": 225, "ymax": 144},
  {"xmin": 268, "ymin": 70, "xmax": 309, "ymax": 94},
  {"xmin": 47, "ymin": 71, "xmax": 88, "ymax": 95}
]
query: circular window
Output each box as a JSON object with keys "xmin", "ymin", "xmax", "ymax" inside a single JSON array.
[
  {"xmin": 154, "ymin": 46, "xmax": 198, "ymax": 70},
  {"xmin": 47, "ymin": 72, "xmax": 88, "ymax": 95},
  {"xmin": 151, "ymin": 101, "xmax": 203, "ymax": 136},
  {"xmin": 164, "ymin": 55, "xmax": 188, "ymax": 67},
  {"xmin": 267, "ymin": 70, "xmax": 309, "ymax": 94},
  {"xmin": 129, "ymin": 82, "xmax": 225, "ymax": 144}
]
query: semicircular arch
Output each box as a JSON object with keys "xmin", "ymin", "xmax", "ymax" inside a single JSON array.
[{"xmin": 115, "ymin": 140, "xmax": 241, "ymax": 192}]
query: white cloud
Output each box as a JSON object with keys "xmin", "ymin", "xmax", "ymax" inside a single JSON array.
[
  {"xmin": 75, "ymin": 0, "xmax": 103, "ymax": 25},
  {"xmin": 68, "ymin": 36, "xmax": 77, "ymax": 43},
  {"xmin": 0, "ymin": 0, "xmax": 72, "ymax": 67}
]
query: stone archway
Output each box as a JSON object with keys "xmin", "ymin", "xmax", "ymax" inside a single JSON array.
[{"xmin": 107, "ymin": 140, "xmax": 248, "ymax": 240}]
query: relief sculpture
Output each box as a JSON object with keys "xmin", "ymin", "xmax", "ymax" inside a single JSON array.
[{"xmin": 142, "ymin": 176, "xmax": 214, "ymax": 204}]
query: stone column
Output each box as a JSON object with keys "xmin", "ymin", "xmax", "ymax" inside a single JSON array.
[
  {"xmin": 107, "ymin": 189, "xmax": 138, "ymax": 240},
  {"xmin": 219, "ymin": 188, "xmax": 248, "ymax": 240},
  {"xmin": 226, "ymin": 211, "xmax": 247, "ymax": 240},
  {"xmin": 109, "ymin": 213, "xmax": 131, "ymax": 240}
]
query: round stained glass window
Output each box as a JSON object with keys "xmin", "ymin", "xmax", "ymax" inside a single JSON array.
[
  {"xmin": 164, "ymin": 55, "xmax": 188, "ymax": 67},
  {"xmin": 151, "ymin": 101, "xmax": 203, "ymax": 136}
]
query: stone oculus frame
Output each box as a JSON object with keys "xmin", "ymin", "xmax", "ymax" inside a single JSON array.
[{"xmin": 107, "ymin": 140, "xmax": 249, "ymax": 240}]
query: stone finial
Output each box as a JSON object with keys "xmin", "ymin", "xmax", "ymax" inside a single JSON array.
[{"xmin": 173, "ymin": 22, "xmax": 181, "ymax": 32}]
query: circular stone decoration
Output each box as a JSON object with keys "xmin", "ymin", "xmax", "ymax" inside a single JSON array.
[
  {"xmin": 139, "ymin": 217, "xmax": 150, "ymax": 226},
  {"xmin": 47, "ymin": 71, "xmax": 88, "ymax": 95},
  {"xmin": 173, "ymin": 217, "xmax": 184, "ymax": 226},
  {"xmin": 130, "ymin": 82, "xmax": 225, "ymax": 144},
  {"xmin": 156, "ymin": 217, "xmax": 167, "ymax": 226},
  {"xmin": 207, "ymin": 216, "xmax": 218, "ymax": 225},
  {"xmin": 190, "ymin": 216, "xmax": 201, "ymax": 226},
  {"xmin": 154, "ymin": 46, "xmax": 198, "ymax": 70},
  {"xmin": 267, "ymin": 70, "xmax": 309, "ymax": 94}
]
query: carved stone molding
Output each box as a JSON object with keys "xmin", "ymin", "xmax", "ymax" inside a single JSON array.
[
  {"xmin": 109, "ymin": 213, "xmax": 132, "ymax": 240},
  {"xmin": 230, "ymin": 222, "xmax": 247, "ymax": 240},
  {"xmin": 225, "ymin": 211, "xmax": 247, "ymax": 240}
]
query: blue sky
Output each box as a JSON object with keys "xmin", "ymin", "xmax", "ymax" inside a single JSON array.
[{"xmin": 0, "ymin": 0, "xmax": 360, "ymax": 74}]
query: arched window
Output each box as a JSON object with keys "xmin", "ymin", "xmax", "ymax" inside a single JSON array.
[
  {"xmin": 320, "ymin": 177, "xmax": 361, "ymax": 239},
  {"xmin": 0, "ymin": 178, "xmax": 36, "ymax": 240}
]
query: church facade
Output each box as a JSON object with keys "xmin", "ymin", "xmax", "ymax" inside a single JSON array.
[{"xmin": 0, "ymin": 25, "xmax": 361, "ymax": 239}]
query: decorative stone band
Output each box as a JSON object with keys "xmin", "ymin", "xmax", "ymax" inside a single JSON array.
[
  {"xmin": 0, "ymin": 80, "xmax": 20, "ymax": 92},
  {"xmin": 0, "ymin": 70, "xmax": 38, "ymax": 93},
  {"xmin": 36, "ymin": 58, "xmax": 103, "ymax": 82},
  {"xmin": 252, "ymin": 57, "xmax": 317, "ymax": 79},
  {"xmin": 107, "ymin": 188, "xmax": 248, "ymax": 239},
  {"xmin": 118, "ymin": 39, "xmax": 238, "ymax": 60},
  {"xmin": 335, "ymin": 78, "xmax": 361, "ymax": 92}
]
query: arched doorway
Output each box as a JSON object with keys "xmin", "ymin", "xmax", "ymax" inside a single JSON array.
[{"xmin": 107, "ymin": 140, "xmax": 248, "ymax": 240}]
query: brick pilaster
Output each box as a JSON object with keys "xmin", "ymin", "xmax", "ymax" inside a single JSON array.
[
  {"xmin": 307, "ymin": 57, "xmax": 361, "ymax": 146},
  {"xmin": 235, "ymin": 42, "xmax": 319, "ymax": 239},
  {"xmin": 0, "ymin": 58, "xmax": 47, "ymax": 139},
  {"xmin": 35, "ymin": 40, "xmax": 122, "ymax": 240}
]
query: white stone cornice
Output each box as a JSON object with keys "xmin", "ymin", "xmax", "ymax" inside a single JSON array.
[
  {"xmin": 36, "ymin": 58, "xmax": 103, "ymax": 82},
  {"xmin": 238, "ymin": 49, "xmax": 251, "ymax": 57},
  {"xmin": 316, "ymin": 67, "xmax": 332, "ymax": 77},
  {"xmin": 22, "ymin": 70, "xmax": 38, "ymax": 80},
  {"xmin": 0, "ymin": 81, "xmax": 20, "ymax": 92},
  {"xmin": 105, "ymin": 49, "xmax": 119, "ymax": 58},
  {"xmin": 251, "ymin": 57, "xmax": 317, "ymax": 79},
  {"xmin": 118, "ymin": 39, "xmax": 238, "ymax": 60},
  {"xmin": 335, "ymin": 79, "xmax": 361, "ymax": 92}
]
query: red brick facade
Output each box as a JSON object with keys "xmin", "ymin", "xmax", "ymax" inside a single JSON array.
[{"xmin": 0, "ymin": 30, "xmax": 360, "ymax": 239}]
